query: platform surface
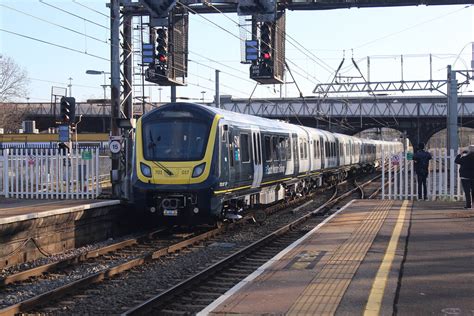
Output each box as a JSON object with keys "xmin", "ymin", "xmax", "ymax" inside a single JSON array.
[
  {"xmin": 201, "ymin": 199, "xmax": 474, "ymax": 315},
  {"xmin": 0, "ymin": 198, "xmax": 120, "ymax": 224}
]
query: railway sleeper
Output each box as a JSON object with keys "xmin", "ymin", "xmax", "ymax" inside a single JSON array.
[
  {"xmin": 198, "ymin": 285, "xmax": 228, "ymax": 293},
  {"xmin": 168, "ymin": 302, "xmax": 209, "ymax": 311},
  {"xmin": 220, "ymin": 271, "xmax": 252, "ymax": 278},
  {"xmin": 181, "ymin": 296, "xmax": 214, "ymax": 303},
  {"xmin": 205, "ymin": 280, "xmax": 235, "ymax": 287},
  {"xmin": 160, "ymin": 309, "xmax": 189, "ymax": 315},
  {"xmin": 191, "ymin": 290, "xmax": 225, "ymax": 297}
]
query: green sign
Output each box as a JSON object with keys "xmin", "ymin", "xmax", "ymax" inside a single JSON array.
[
  {"xmin": 406, "ymin": 152, "xmax": 413, "ymax": 160},
  {"xmin": 82, "ymin": 151, "xmax": 92, "ymax": 160}
]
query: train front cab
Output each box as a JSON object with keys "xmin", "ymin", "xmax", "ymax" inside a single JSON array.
[{"xmin": 132, "ymin": 103, "xmax": 221, "ymax": 225}]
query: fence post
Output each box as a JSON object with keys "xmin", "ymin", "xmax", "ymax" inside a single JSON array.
[
  {"xmin": 382, "ymin": 150, "xmax": 385, "ymax": 200},
  {"xmin": 3, "ymin": 149, "xmax": 8, "ymax": 198},
  {"xmin": 388, "ymin": 156, "xmax": 392, "ymax": 200},
  {"xmin": 95, "ymin": 147, "xmax": 100, "ymax": 198}
]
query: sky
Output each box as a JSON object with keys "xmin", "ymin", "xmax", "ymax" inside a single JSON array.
[{"xmin": 0, "ymin": 0, "xmax": 473, "ymax": 104}]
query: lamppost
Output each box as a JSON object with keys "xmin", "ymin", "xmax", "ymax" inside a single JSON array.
[
  {"xmin": 75, "ymin": 114, "xmax": 83, "ymax": 148},
  {"xmin": 85, "ymin": 70, "xmax": 110, "ymax": 99},
  {"xmin": 201, "ymin": 91, "xmax": 206, "ymax": 102},
  {"xmin": 68, "ymin": 77, "xmax": 73, "ymax": 97}
]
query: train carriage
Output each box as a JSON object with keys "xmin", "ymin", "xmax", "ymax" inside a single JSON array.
[{"xmin": 132, "ymin": 102, "xmax": 402, "ymax": 225}]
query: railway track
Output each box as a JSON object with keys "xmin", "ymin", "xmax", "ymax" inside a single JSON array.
[
  {"xmin": 0, "ymin": 227, "xmax": 224, "ymax": 316},
  {"xmin": 0, "ymin": 172, "xmax": 381, "ymax": 315}
]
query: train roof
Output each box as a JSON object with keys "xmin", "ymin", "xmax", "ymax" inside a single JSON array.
[{"xmin": 149, "ymin": 102, "xmax": 401, "ymax": 145}]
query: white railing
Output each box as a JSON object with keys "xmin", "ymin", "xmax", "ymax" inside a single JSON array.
[
  {"xmin": 382, "ymin": 149, "xmax": 463, "ymax": 201},
  {"xmin": 1, "ymin": 148, "xmax": 101, "ymax": 199}
]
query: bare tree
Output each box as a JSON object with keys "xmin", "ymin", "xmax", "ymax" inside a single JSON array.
[
  {"xmin": 0, "ymin": 54, "xmax": 29, "ymax": 102},
  {"xmin": 0, "ymin": 103, "xmax": 28, "ymax": 133}
]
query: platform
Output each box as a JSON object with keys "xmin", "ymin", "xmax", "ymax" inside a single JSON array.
[
  {"xmin": 0, "ymin": 198, "xmax": 120, "ymax": 224},
  {"xmin": 0, "ymin": 198, "xmax": 125, "ymax": 268},
  {"xmin": 201, "ymin": 199, "xmax": 474, "ymax": 315}
]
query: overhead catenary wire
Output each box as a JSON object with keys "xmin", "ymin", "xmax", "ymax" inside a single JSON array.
[
  {"xmin": 186, "ymin": 3, "xmax": 357, "ymax": 128},
  {"xmin": 0, "ymin": 28, "xmax": 109, "ymax": 61},
  {"xmin": 39, "ymin": 0, "xmax": 109, "ymax": 30},
  {"xmin": 0, "ymin": 3, "xmax": 109, "ymax": 44},
  {"xmin": 180, "ymin": 0, "xmax": 316, "ymax": 91},
  {"xmin": 352, "ymin": 4, "xmax": 472, "ymax": 51},
  {"xmin": 72, "ymin": 0, "xmax": 109, "ymax": 18}
]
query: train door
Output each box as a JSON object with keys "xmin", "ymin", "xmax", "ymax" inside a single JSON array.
[
  {"xmin": 227, "ymin": 126, "xmax": 236, "ymax": 186},
  {"xmin": 292, "ymin": 133, "xmax": 299, "ymax": 175},
  {"xmin": 251, "ymin": 128, "xmax": 263, "ymax": 188},
  {"xmin": 285, "ymin": 134, "xmax": 294, "ymax": 175},
  {"xmin": 320, "ymin": 136, "xmax": 325, "ymax": 169},
  {"xmin": 219, "ymin": 122, "xmax": 230, "ymax": 188}
]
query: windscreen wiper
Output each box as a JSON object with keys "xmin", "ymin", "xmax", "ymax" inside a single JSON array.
[
  {"xmin": 151, "ymin": 160, "xmax": 174, "ymax": 176},
  {"xmin": 148, "ymin": 130, "xmax": 174, "ymax": 176}
]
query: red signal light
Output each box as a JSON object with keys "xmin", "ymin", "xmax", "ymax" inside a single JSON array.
[
  {"xmin": 158, "ymin": 55, "xmax": 167, "ymax": 63},
  {"xmin": 263, "ymin": 52, "xmax": 271, "ymax": 60}
]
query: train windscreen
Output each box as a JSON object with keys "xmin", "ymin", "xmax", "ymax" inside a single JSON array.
[{"xmin": 143, "ymin": 118, "xmax": 211, "ymax": 161}]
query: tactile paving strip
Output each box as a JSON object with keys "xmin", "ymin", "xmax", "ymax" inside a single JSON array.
[{"xmin": 287, "ymin": 200, "xmax": 394, "ymax": 315}]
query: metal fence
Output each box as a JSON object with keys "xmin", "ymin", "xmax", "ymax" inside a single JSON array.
[
  {"xmin": 382, "ymin": 149, "xmax": 463, "ymax": 201},
  {"xmin": 1, "ymin": 148, "xmax": 102, "ymax": 199}
]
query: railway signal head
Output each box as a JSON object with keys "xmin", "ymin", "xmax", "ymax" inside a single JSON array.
[
  {"xmin": 156, "ymin": 28, "xmax": 168, "ymax": 67},
  {"xmin": 259, "ymin": 22, "xmax": 273, "ymax": 76},
  {"xmin": 60, "ymin": 96, "xmax": 76, "ymax": 124}
]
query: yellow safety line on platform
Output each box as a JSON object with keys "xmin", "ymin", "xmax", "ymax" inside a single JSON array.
[{"xmin": 364, "ymin": 200, "xmax": 410, "ymax": 316}]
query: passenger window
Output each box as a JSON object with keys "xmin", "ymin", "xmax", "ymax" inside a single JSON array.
[
  {"xmin": 286, "ymin": 138, "xmax": 291, "ymax": 160},
  {"xmin": 304, "ymin": 141, "xmax": 308, "ymax": 159},
  {"xmin": 240, "ymin": 133, "xmax": 250, "ymax": 163},
  {"xmin": 221, "ymin": 125, "xmax": 228, "ymax": 142},
  {"xmin": 279, "ymin": 137, "xmax": 286, "ymax": 161},
  {"xmin": 229, "ymin": 130, "xmax": 234, "ymax": 167},
  {"xmin": 300, "ymin": 140, "xmax": 304, "ymax": 158},
  {"xmin": 264, "ymin": 136, "xmax": 272, "ymax": 161},
  {"xmin": 272, "ymin": 137, "xmax": 279, "ymax": 161}
]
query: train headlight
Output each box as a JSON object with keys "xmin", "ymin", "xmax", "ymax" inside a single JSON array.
[
  {"xmin": 140, "ymin": 162, "xmax": 152, "ymax": 177},
  {"xmin": 192, "ymin": 162, "xmax": 206, "ymax": 178}
]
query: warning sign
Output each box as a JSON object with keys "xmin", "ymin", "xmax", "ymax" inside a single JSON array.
[{"xmin": 391, "ymin": 154, "xmax": 400, "ymax": 166}]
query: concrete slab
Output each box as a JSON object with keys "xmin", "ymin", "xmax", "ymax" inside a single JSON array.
[
  {"xmin": 395, "ymin": 201, "xmax": 474, "ymax": 316},
  {"xmin": 0, "ymin": 198, "xmax": 120, "ymax": 224},
  {"xmin": 200, "ymin": 199, "xmax": 473, "ymax": 316}
]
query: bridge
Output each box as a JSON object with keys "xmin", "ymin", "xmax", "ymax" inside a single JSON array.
[{"xmin": 3, "ymin": 95, "xmax": 474, "ymax": 146}]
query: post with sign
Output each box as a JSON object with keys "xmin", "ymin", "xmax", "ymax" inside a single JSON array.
[{"xmin": 109, "ymin": 136, "xmax": 122, "ymax": 155}]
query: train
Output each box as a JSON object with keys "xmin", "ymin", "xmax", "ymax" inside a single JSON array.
[{"xmin": 132, "ymin": 102, "xmax": 402, "ymax": 225}]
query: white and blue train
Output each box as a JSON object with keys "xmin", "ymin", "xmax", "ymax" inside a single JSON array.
[{"xmin": 132, "ymin": 102, "xmax": 402, "ymax": 225}]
